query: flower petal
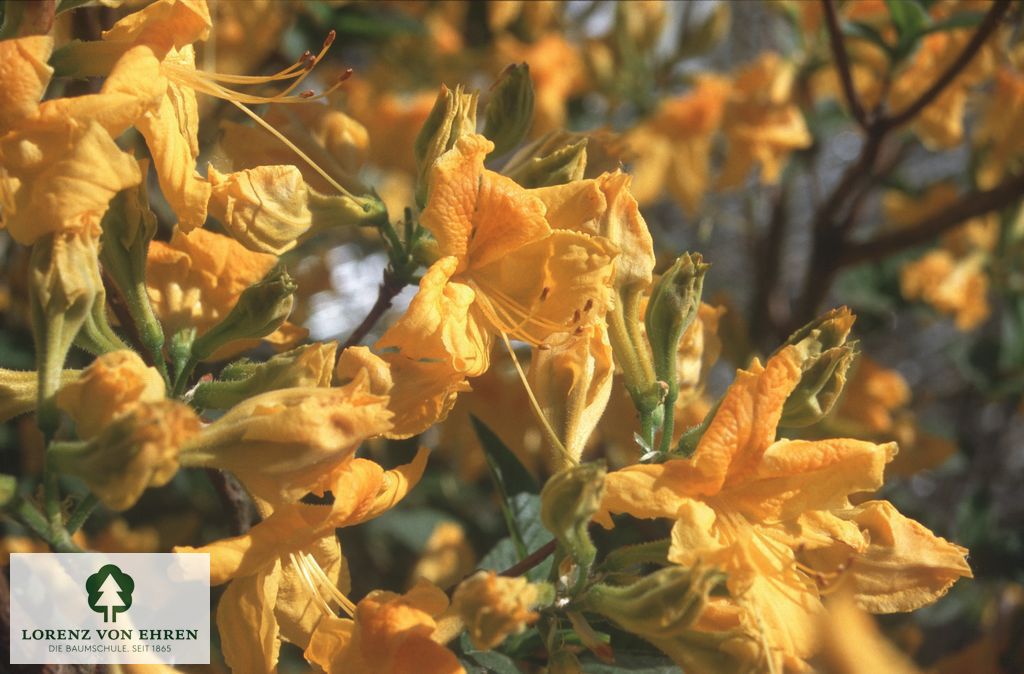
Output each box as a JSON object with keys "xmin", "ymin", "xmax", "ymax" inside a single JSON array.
[{"xmin": 217, "ymin": 559, "xmax": 282, "ymax": 674}]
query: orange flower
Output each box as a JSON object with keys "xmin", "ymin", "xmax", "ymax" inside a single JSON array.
[
  {"xmin": 378, "ymin": 134, "xmax": 617, "ymax": 377},
  {"xmin": 719, "ymin": 53, "xmax": 811, "ymax": 188},
  {"xmin": 305, "ymin": 579, "xmax": 464, "ymax": 674},
  {"xmin": 145, "ymin": 227, "xmax": 305, "ymax": 355},
  {"xmin": 178, "ymin": 451, "xmax": 429, "ymax": 673},
  {"xmin": 628, "ymin": 77, "xmax": 731, "ymax": 212},
  {"xmin": 599, "ymin": 346, "xmax": 971, "ymax": 671}
]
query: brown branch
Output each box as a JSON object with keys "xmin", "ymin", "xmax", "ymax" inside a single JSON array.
[
  {"xmin": 822, "ymin": 0, "xmax": 868, "ymax": 129},
  {"xmin": 340, "ymin": 269, "xmax": 406, "ymax": 350},
  {"xmin": 498, "ymin": 539, "xmax": 557, "ymax": 578},
  {"xmin": 882, "ymin": 0, "xmax": 1012, "ymax": 131},
  {"xmin": 840, "ymin": 171, "xmax": 1024, "ymax": 266}
]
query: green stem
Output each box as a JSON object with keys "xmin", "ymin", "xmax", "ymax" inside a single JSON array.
[
  {"xmin": 11, "ymin": 496, "xmax": 81, "ymax": 552},
  {"xmin": 66, "ymin": 493, "xmax": 99, "ymax": 534},
  {"xmin": 601, "ymin": 538, "xmax": 671, "ymax": 571}
]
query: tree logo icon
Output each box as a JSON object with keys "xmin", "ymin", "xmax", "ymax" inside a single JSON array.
[{"xmin": 86, "ymin": 564, "xmax": 135, "ymax": 623}]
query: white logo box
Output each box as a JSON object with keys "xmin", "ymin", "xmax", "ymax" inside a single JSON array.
[{"xmin": 9, "ymin": 553, "xmax": 210, "ymax": 665}]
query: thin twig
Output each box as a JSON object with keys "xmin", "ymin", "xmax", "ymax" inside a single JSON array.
[
  {"xmin": 840, "ymin": 171, "xmax": 1024, "ymax": 266},
  {"xmin": 498, "ymin": 539, "xmax": 557, "ymax": 578},
  {"xmin": 882, "ymin": 0, "xmax": 1012, "ymax": 131},
  {"xmin": 340, "ymin": 270, "xmax": 406, "ymax": 350},
  {"xmin": 822, "ymin": 0, "xmax": 868, "ymax": 129}
]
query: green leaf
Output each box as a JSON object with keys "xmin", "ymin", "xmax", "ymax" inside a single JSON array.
[
  {"xmin": 471, "ymin": 415, "xmax": 539, "ymax": 496},
  {"xmin": 478, "ymin": 493, "xmax": 553, "ymax": 581},
  {"xmin": 886, "ymin": 0, "xmax": 930, "ymax": 39},
  {"xmin": 456, "ymin": 633, "xmax": 524, "ymax": 674},
  {"xmin": 921, "ymin": 11, "xmax": 986, "ymax": 35}
]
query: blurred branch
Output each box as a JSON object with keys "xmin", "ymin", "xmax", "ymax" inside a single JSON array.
[
  {"xmin": 498, "ymin": 539, "xmax": 556, "ymax": 578},
  {"xmin": 340, "ymin": 268, "xmax": 406, "ymax": 350},
  {"xmin": 881, "ymin": 0, "xmax": 1012, "ymax": 131},
  {"xmin": 822, "ymin": 0, "xmax": 868, "ymax": 129},
  {"xmin": 840, "ymin": 171, "xmax": 1024, "ymax": 266}
]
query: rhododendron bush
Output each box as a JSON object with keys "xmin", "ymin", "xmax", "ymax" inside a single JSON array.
[{"xmin": 2, "ymin": 1, "xmax": 1023, "ymax": 672}]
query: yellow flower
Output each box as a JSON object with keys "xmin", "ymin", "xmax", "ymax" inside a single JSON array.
[
  {"xmin": 528, "ymin": 324, "xmax": 614, "ymax": 462},
  {"xmin": 52, "ymin": 400, "xmax": 201, "ymax": 511},
  {"xmin": 719, "ymin": 52, "xmax": 811, "ymax": 188},
  {"xmin": 599, "ymin": 346, "xmax": 971, "ymax": 671},
  {"xmin": 0, "ymin": 36, "xmax": 141, "ymax": 245},
  {"xmin": 55, "ymin": 350, "xmax": 165, "ymax": 440},
  {"xmin": 889, "ymin": 184, "xmax": 998, "ymax": 331},
  {"xmin": 410, "ymin": 522, "xmax": 477, "ymax": 590},
  {"xmin": 145, "ymin": 227, "xmax": 306, "ymax": 354},
  {"xmin": 378, "ymin": 134, "xmax": 617, "ymax": 377},
  {"xmin": 627, "ymin": 76, "xmax": 731, "ymax": 213},
  {"xmin": 305, "ymin": 577, "xmax": 464, "ymax": 674},
  {"xmin": 975, "ymin": 66, "xmax": 1024, "ymax": 188},
  {"xmin": 178, "ymin": 451, "xmax": 429, "ymax": 673},
  {"xmin": 453, "ymin": 571, "xmax": 544, "ymax": 651},
  {"xmin": 817, "ymin": 591, "xmax": 921, "ymax": 674},
  {"xmin": 180, "ymin": 367, "xmax": 393, "ymax": 505},
  {"xmin": 335, "ymin": 345, "xmax": 471, "ymax": 440}
]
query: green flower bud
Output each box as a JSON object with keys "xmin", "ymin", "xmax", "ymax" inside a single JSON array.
[
  {"xmin": 49, "ymin": 400, "xmax": 200, "ymax": 511},
  {"xmin": 190, "ymin": 265, "xmax": 297, "ymax": 362},
  {"xmin": 99, "ymin": 166, "xmax": 166, "ymax": 375},
  {"xmin": 777, "ymin": 307, "xmax": 858, "ymax": 427},
  {"xmin": 504, "ymin": 136, "xmax": 588, "ymax": 188},
  {"xmin": 645, "ymin": 254, "xmax": 709, "ymax": 403},
  {"xmin": 414, "ymin": 84, "xmax": 479, "ymax": 208},
  {"xmin": 585, "ymin": 565, "xmax": 726, "ymax": 640},
  {"xmin": 541, "ymin": 462, "xmax": 606, "ymax": 581},
  {"xmin": 29, "ymin": 228, "xmax": 104, "ymax": 432},
  {"xmin": 482, "ymin": 63, "xmax": 534, "ymax": 157},
  {"xmin": 308, "ymin": 187, "xmax": 388, "ymax": 230},
  {"xmin": 192, "ymin": 341, "xmax": 338, "ymax": 409}
]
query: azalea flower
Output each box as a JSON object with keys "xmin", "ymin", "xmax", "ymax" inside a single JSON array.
[
  {"xmin": 377, "ymin": 133, "xmax": 617, "ymax": 378},
  {"xmin": 719, "ymin": 52, "xmax": 812, "ymax": 188},
  {"xmin": 598, "ymin": 346, "xmax": 972, "ymax": 671},
  {"xmin": 888, "ymin": 184, "xmax": 998, "ymax": 330},
  {"xmin": 145, "ymin": 227, "xmax": 306, "ymax": 358},
  {"xmin": 0, "ymin": 36, "xmax": 141, "ymax": 246},
  {"xmin": 304, "ymin": 577, "xmax": 464, "ymax": 674},
  {"xmin": 627, "ymin": 76, "xmax": 731, "ymax": 213},
  {"xmin": 177, "ymin": 450, "xmax": 429, "ymax": 673}
]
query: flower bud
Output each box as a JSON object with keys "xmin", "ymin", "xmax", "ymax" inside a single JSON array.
[
  {"xmin": 504, "ymin": 136, "xmax": 588, "ymax": 188},
  {"xmin": 208, "ymin": 165, "xmax": 388, "ymax": 255},
  {"xmin": 189, "ymin": 264, "xmax": 297, "ymax": 362},
  {"xmin": 29, "ymin": 227, "xmax": 104, "ymax": 431},
  {"xmin": 0, "ymin": 368, "xmax": 80, "ymax": 423},
  {"xmin": 50, "ymin": 400, "xmax": 200, "ymax": 511},
  {"xmin": 645, "ymin": 253, "xmax": 709, "ymax": 403},
  {"xmin": 583, "ymin": 565, "xmax": 724, "ymax": 639},
  {"xmin": 777, "ymin": 307, "xmax": 857, "ymax": 427},
  {"xmin": 540, "ymin": 462, "xmax": 606, "ymax": 572},
  {"xmin": 191, "ymin": 341, "xmax": 338, "ymax": 409},
  {"xmin": 414, "ymin": 84, "xmax": 479, "ymax": 207},
  {"xmin": 482, "ymin": 63, "xmax": 534, "ymax": 157},
  {"xmin": 179, "ymin": 377, "xmax": 392, "ymax": 504},
  {"xmin": 529, "ymin": 326, "xmax": 613, "ymax": 463},
  {"xmin": 99, "ymin": 170, "xmax": 166, "ymax": 369},
  {"xmin": 452, "ymin": 571, "xmax": 552, "ymax": 650},
  {"xmin": 56, "ymin": 350, "xmax": 165, "ymax": 439}
]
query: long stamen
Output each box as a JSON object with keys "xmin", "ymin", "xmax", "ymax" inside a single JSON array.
[
  {"xmin": 497, "ymin": 329, "xmax": 576, "ymax": 468},
  {"xmin": 302, "ymin": 552, "xmax": 356, "ymax": 617},
  {"xmin": 289, "ymin": 552, "xmax": 334, "ymax": 616},
  {"xmin": 227, "ymin": 98, "xmax": 356, "ymax": 199}
]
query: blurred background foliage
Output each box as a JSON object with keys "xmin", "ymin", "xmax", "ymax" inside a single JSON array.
[{"xmin": 2, "ymin": 0, "xmax": 1024, "ymax": 672}]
